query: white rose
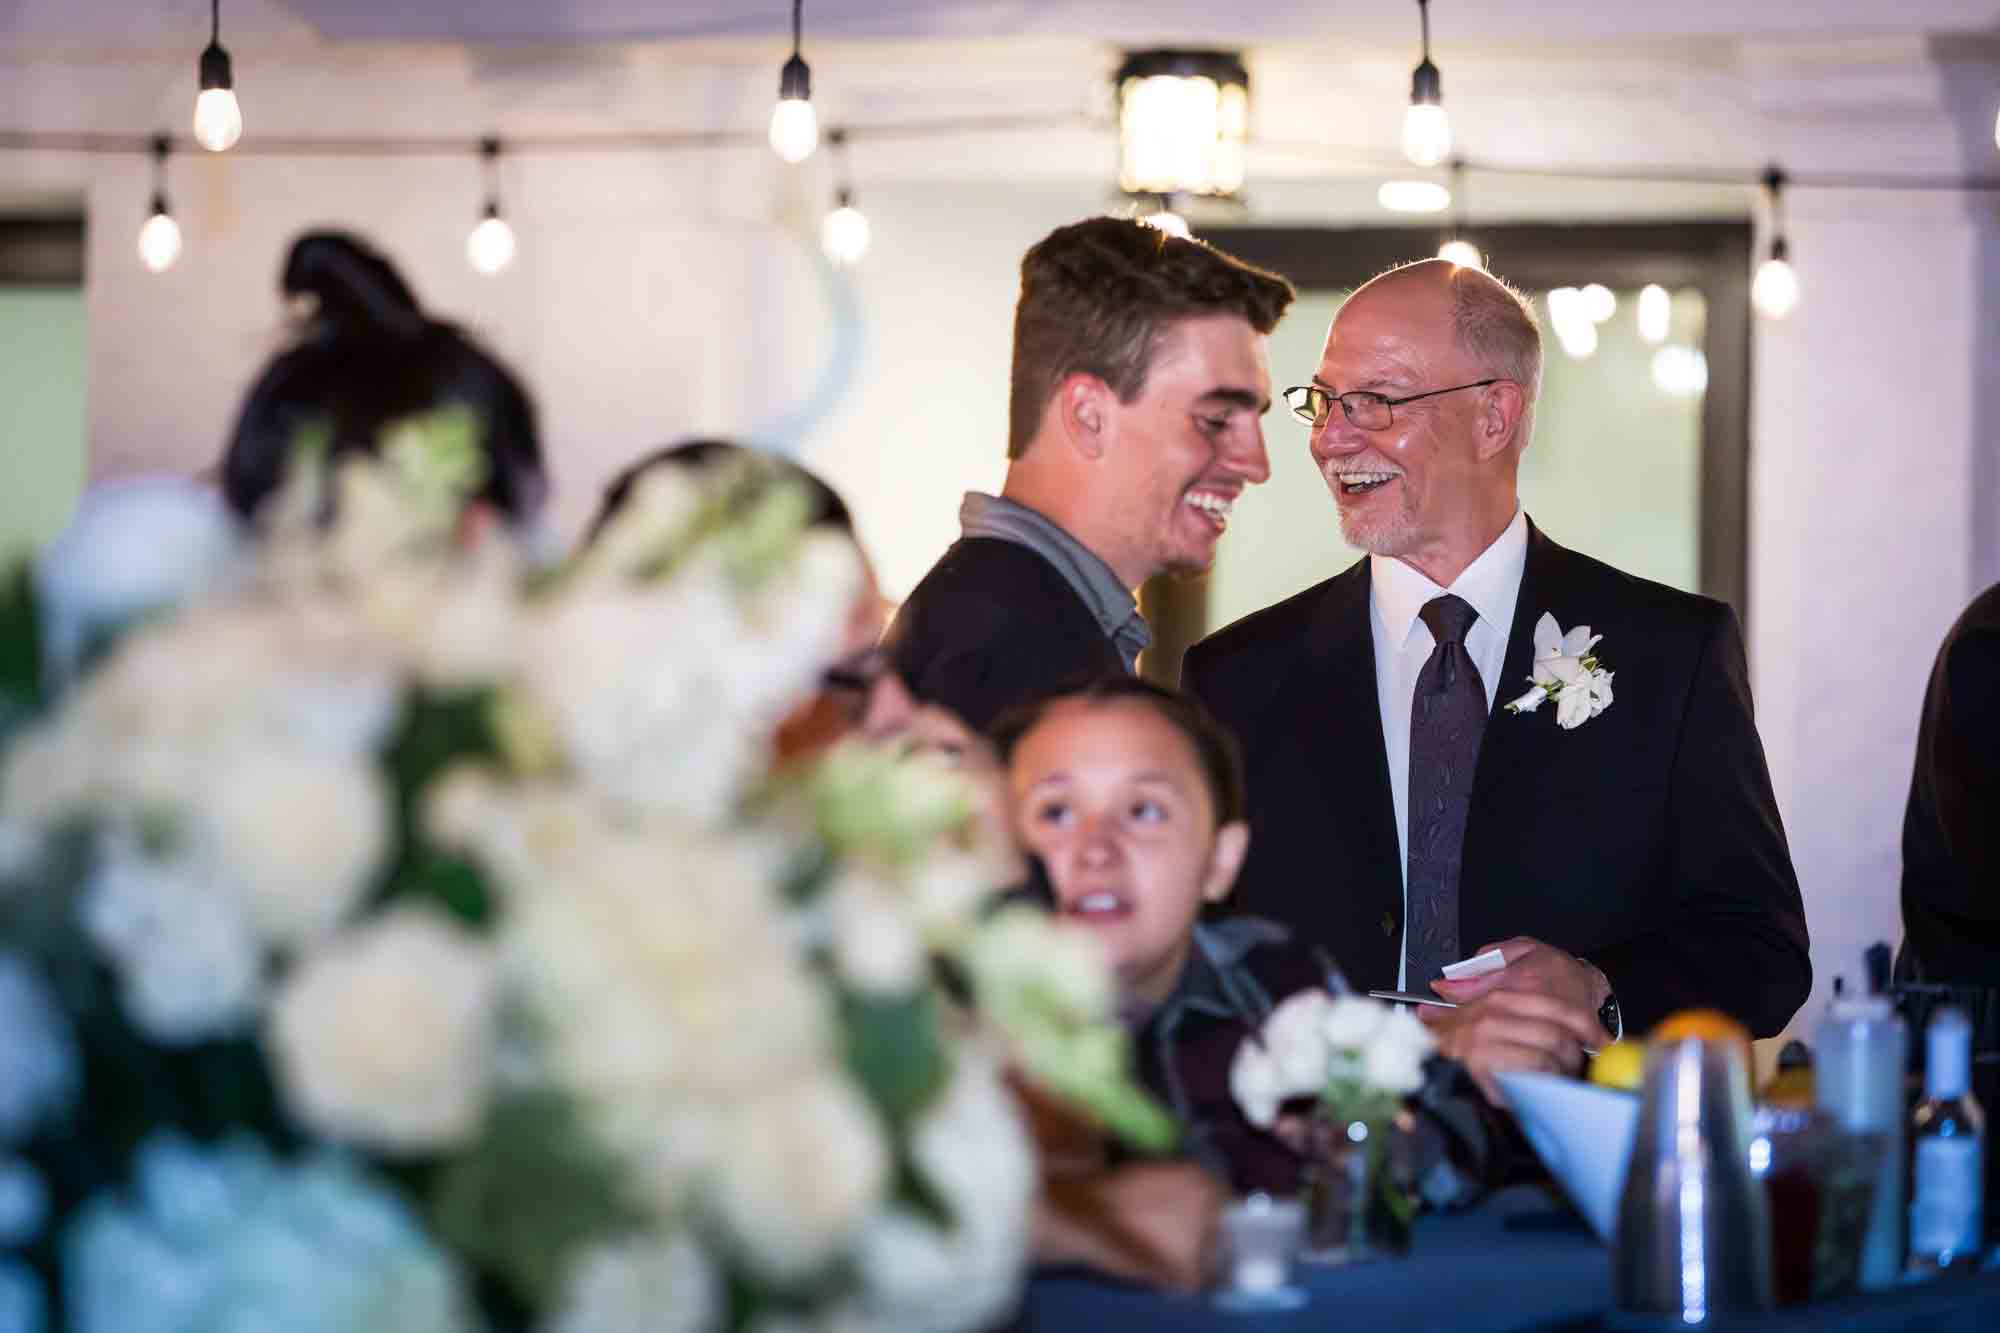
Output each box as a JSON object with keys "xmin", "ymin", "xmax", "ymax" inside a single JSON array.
[
  {"xmin": 1229, "ymin": 1040, "xmax": 1285, "ymax": 1129},
  {"xmin": 711, "ymin": 1072, "xmax": 891, "ymax": 1283},
  {"xmin": 1318, "ymin": 993, "xmax": 1389, "ymax": 1049},
  {"xmin": 1260, "ymin": 989, "xmax": 1338, "ymax": 1091},
  {"xmin": 202, "ymin": 748, "xmax": 390, "ymax": 948},
  {"xmin": 548, "ymin": 1232, "xmax": 720, "ymax": 1333},
  {"xmin": 1361, "ymin": 1006, "xmax": 1436, "ymax": 1095},
  {"xmin": 1555, "ymin": 682, "xmax": 1594, "ymax": 730},
  {"xmin": 269, "ymin": 906, "xmax": 498, "ymax": 1153},
  {"xmin": 828, "ymin": 881, "xmax": 928, "ymax": 995}
]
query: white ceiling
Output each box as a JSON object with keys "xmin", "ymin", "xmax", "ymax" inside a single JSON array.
[{"xmin": 4, "ymin": 0, "xmax": 1999, "ymax": 52}]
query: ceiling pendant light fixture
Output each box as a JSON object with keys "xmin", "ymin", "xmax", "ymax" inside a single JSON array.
[
  {"xmin": 138, "ymin": 136, "xmax": 184, "ymax": 274},
  {"xmin": 768, "ymin": 0, "xmax": 819, "ymax": 164},
  {"xmin": 1751, "ymin": 166, "xmax": 1800, "ymax": 320},
  {"xmin": 820, "ymin": 130, "xmax": 871, "ymax": 266},
  {"xmin": 1115, "ymin": 49, "xmax": 1249, "ymax": 200},
  {"xmin": 466, "ymin": 138, "xmax": 517, "ymax": 276},
  {"xmin": 193, "ymin": 0, "xmax": 243, "ymax": 153},
  {"xmin": 1401, "ymin": 0, "xmax": 1450, "ymax": 168},
  {"xmin": 1436, "ymin": 159, "xmax": 1481, "ymax": 268}
]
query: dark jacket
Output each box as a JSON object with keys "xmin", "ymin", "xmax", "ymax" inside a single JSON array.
[
  {"xmin": 886, "ymin": 538, "xmax": 1127, "ymax": 733},
  {"xmin": 1900, "ymin": 581, "xmax": 2000, "ymax": 982},
  {"xmin": 1129, "ymin": 918, "xmax": 1536, "ymax": 1205},
  {"xmin": 1182, "ymin": 521, "xmax": 1811, "ymax": 1039}
]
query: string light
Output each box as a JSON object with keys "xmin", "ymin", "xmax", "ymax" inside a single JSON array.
[
  {"xmin": 1402, "ymin": 0, "xmax": 1450, "ymax": 168},
  {"xmin": 769, "ymin": 0, "xmax": 818, "ymax": 164},
  {"xmin": 466, "ymin": 138, "xmax": 516, "ymax": 276},
  {"xmin": 1115, "ymin": 50, "xmax": 1249, "ymax": 199},
  {"xmin": 1637, "ymin": 284, "xmax": 1671, "ymax": 343},
  {"xmin": 819, "ymin": 130, "xmax": 870, "ymax": 266},
  {"xmin": 1580, "ymin": 283, "xmax": 1616, "ymax": 323},
  {"xmin": 137, "ymin": 136, "xmax": 182, "ymax": 274},
  {"xmin": 192, "ymin": 0, "xmax": 243, "ymax": 153},
  {"xmin": 1752, "ymin": 166, "xmax": 1800, "ymax": 319},
  {"xmin": 1651, "ymin": 345, "xmax": 1708, "ymax": 396},
  {"xmin": 1436, "ymin": 159, "xmax": 1482, "ymax": 268},
  {"xmin": 1546, "ymin": 287, "xmax": 1598, "ymax": 359}
]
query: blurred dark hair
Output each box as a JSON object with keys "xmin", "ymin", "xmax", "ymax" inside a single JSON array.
[
  {"xmin": 990, "ymin": 675, "xmax": 1247, "ymax": 826},
  {"xmin": 584, "ymin": 439, "xmax": 853, "ymax": 546},
  {"xmin": 220, "ymin": 231, "xmax": 546, "ymax": 523},
  {"xmin": 1007, "ymin": 216, "xmax": 1295, "ymax": 459}
]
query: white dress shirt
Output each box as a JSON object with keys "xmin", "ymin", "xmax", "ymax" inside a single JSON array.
[{"xmin": 1371, "ymin": 508, "xmax": 1529, "ymax": 988}]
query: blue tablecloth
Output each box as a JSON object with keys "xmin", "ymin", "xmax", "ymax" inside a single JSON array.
[{"xmin": 1022, "ymin": 1185, "xmax": 2000, "ymax": 1331}]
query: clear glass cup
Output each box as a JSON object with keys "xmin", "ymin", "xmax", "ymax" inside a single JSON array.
[{"xmin": 1213, "ymin": 1193, "xmax": 1308, "ymax": 1313}]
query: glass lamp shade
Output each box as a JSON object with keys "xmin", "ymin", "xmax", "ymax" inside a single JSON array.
[{"xmin": 1115, "ymin": 50, "xmax": 1249, "ymax": 198}]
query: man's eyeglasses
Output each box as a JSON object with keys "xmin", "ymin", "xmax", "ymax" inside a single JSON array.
[{"xmin": 1282, "ymin": 379, "xmax": 1503, "ymax": 431}]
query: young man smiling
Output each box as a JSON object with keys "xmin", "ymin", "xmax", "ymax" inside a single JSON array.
[{"xmin": 886, "ymin": 216, "xmax": 1294, "ymax": 730}]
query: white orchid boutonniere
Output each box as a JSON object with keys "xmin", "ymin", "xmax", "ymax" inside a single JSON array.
[{"xmin": 1504, "ymin": 612, "xmax": 1615, "ymax": 730}]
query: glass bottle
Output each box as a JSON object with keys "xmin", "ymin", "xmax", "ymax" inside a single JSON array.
[{"xmin": 1908, "ymin": 1006, "xmax": 1985, "ymax": 1275}]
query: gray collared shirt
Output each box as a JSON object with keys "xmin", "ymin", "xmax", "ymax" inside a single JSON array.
[{"xmin": 957, "ymin": 491, "xmax": 1151, "ymax": 671}]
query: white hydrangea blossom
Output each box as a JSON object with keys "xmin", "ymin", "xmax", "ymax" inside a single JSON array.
[
  {"xmin": 78, "ymin": 848, "xmax": 262, "ymax": 1046},
  {"xmin": 546, "ymin": 1232, "xmax": 720, "ymax": 1333},
  {"xmin": 269, "ymin": 906, "xmax": 499, "ymax": 1153}
]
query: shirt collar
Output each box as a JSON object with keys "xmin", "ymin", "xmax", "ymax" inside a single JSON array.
[
  {"xmin": 958, "ymin": 491, "xmax": 1151, "ymax": 667},
  {"xmin": 1369, "ymin": 507, "xmax": 1528, "ymax": 649}
]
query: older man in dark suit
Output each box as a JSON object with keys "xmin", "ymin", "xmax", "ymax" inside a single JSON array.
[{"xmin": 1183, "ymin": 259, "xmax": 1809, "ymax": 1099}]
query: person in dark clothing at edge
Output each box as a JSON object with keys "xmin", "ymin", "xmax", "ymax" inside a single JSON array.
[
  {"xmin": 995, "ymin": 679, "xmax": 1536, "ymax": 1288},
  {"xmin": 886, "ymin": 216, "xmax": 1294, "ymax": 731}
]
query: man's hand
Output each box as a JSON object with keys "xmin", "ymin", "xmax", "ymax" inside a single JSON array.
[
  {"xmin": 1417, "ymin": 989, "xmax": 1604, "ymax": 1106},
  {"xmin": 1034, "ymin": 1162, "xmax": 1227, "ymax": 1293},
  {"xmin": 1429, "ymin": 935, "xmax": 1611, "ymax": 1018}
]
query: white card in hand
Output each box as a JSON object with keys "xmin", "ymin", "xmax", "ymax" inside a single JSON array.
[{"xmin": 1441, "ymin": 948, "xmax": 1507, "ymax": 981}]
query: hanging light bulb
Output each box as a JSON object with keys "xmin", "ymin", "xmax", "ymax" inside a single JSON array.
[
  {"xmin": 1437, "ymin": 238, "xmax": 1481, "ymax": 268},
  {"xmin": 192, "ymin": 0, "xmax": 242, "ymax": 152},
  {"xmin": 1546, "ymin": 287, "xmax": 1598, "ymax": 359},
  {"xmin": 1143, "ymin": 207, "xmax": 1192, "ymax": 239},
  {"xmin": 139, "ymin": 200, "xmax": 183, "ymax": 274},
  {"xmin": 466, "ymin": 139, "xmax": 516, "ymax": 275},
  {"xmin": 1435, "ymin": 160, "xmax": 1480, "ymax": 268},
  {"xmin": 1752, "ymin": 167, "xmax": 1800, "ymax": 320},
  {"xmin": 1401, "ymin": 0, "xmax": 1450, "ymax": 167},
  {"xmin": 1753, "ymin": 241, "xmax": 1800, "ymax": 319},
  {"xmin": 819, "ymin": 130, "xmax": 870, "ymax": 266},
  {"xmin": 769, "ymin": 0, "xmax": 818, "ymax": 163},
  {"xmin": 821, "ymin": 188, "xmax": 871, "ymax": 266},
  {"xmin": 138, "ymin": 137, "xmax": 182, "ymax": 274},
  {"xmin": 1650, "ymin": 345, "xmax": 1709, "ymax": 397},
  {"xmin": 467, "ymin": 206, "xmax": 516, "ymax": 276},
  {"xmin": 1580, "ymin": 283, "xmax": 1616, "ymax": 323},
  {"xmin": 1637, "ymin": 283, "xmax": 1671, "ymax": 344},
  {"xmin": 1377, "ymin": 180, "xmax": 1450, "ymax": 213},
  {"xmin": 1114, "ymin": 50, "xmax": 1250, "ymax": 199}
]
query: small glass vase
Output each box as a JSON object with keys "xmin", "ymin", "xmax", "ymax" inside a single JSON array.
[{"xmin": 1300, "ymin": 1113, "xmax": 1413, "ymax": 1264}]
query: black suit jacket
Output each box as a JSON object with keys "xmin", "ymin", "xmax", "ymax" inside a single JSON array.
[
  {"xmin": 886, "ymin": 537, "xmax": 1127, "ymax": 732},
  {"xmin": 1900, "ymin": 582, "xmax": 2000, "ymax": 981},
  {"xmin": 1181, "ymin": 522, "xmax": 1810, "ymax": 1038}
]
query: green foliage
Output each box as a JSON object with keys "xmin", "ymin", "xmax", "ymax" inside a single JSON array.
[
  {"xmin": 841, "ymin": 989, "xmax": 950, "ymax": 1127},
  {"xmin": 376, "ymin": 687, "xmax": 504, "ymax": 925},
  {"xmin": 429, "ymin": 1088, "xmax": 642, "ymax": 1313},
  {"xmin": 0, "ymin": 561, "xmax": 43, "ymax": 748}
]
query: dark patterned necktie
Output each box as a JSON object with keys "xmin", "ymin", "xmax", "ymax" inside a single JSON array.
[{"xmin": 1406, "ymin": 594, "xmax": 1487, "ymax": 986}]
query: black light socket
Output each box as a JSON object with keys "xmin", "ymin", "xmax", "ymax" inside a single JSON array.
[
  {"xmin": 778, "ymin": 53, "xmax": 811, "ymax": 102},
  {"xmin": 199, "ymin": 42, "xmax": 233, "ymax": 92}
]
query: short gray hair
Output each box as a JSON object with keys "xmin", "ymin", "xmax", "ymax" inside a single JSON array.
[{"xmin": 1447, "ymin": 265, "xmax": 1541, "ymax": 443}]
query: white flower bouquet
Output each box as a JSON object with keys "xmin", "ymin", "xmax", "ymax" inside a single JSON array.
[
  {"xmin": 0, "ymin": 423, "xmax": 1170, "ymax": 1333},
  {"xmin": 1229, "ymin": 991, "xmax": 1437, "ymax": 1255}
]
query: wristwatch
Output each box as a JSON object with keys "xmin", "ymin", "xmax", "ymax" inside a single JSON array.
[{"xmin": 1597, "ymin": 991, "xmax": 1623, "ymax": 1041}]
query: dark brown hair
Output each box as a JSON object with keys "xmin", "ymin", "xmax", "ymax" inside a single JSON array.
[
  {"xmin": 991, "ymin": 675, "xmax": 1247, "ymax": 827},
  {"xmin": 1006, "ymin": 217, "xmax": 1295, "ymax": 459}
]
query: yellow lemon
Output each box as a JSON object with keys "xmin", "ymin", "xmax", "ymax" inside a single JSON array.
[{"xmin": 1589, "ymin": 1040, "xmax": 1647, "ymax": 1091}]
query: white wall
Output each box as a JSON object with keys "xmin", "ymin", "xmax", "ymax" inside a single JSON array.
[{"xmin": 5, "ymin": 26, "xmax": 1999, "ymax": 1042}]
